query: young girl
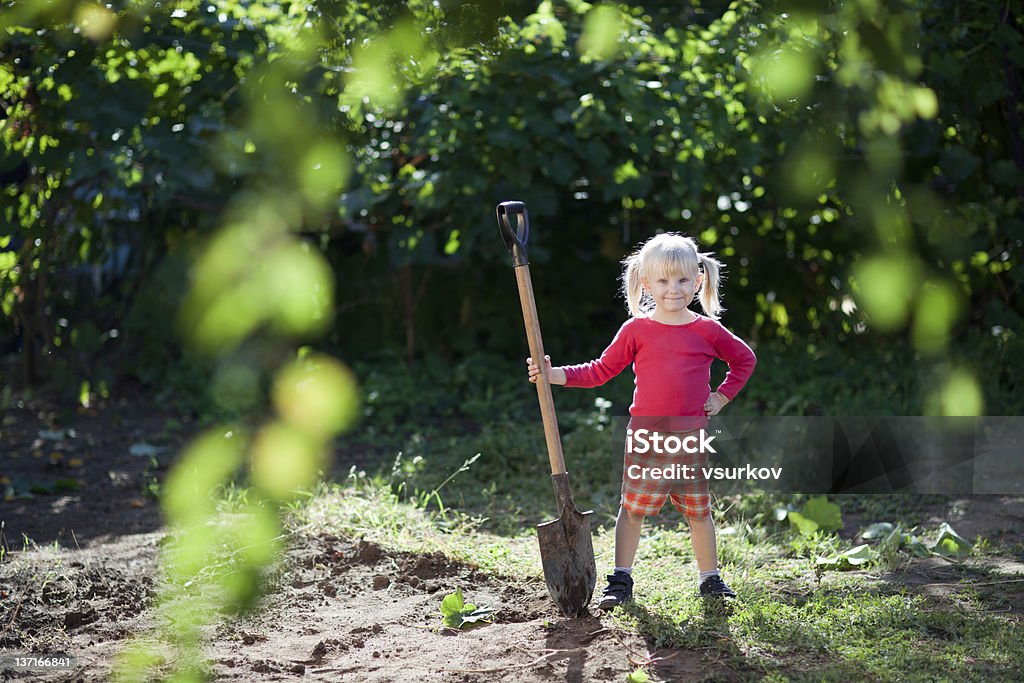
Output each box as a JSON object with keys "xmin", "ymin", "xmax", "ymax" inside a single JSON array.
[{"xmin": 527, "ymin": 233, "xmax": 756, "ymax": 609}]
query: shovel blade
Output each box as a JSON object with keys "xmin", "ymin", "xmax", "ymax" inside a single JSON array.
[{"xmin": 537, "ymin": 505, "xmax": 596, "ymax": 618}]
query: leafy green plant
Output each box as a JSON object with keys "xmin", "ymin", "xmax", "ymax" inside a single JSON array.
[
  {"xmin": 931, "ymin": 523, "xmax": 974, "ymax": 559},
  {"xmin": 626, "ymin": 668, "xmax": 650, "ymax": 683},
  {"xmin": 815, "ymin": 543, "xmax": 877, "ymax": 571},
  {"xmin": 439, "ymin": 588, "xmax": 494, "ymax": 630},
  {"xmin": 861, "ymin": 521, "xmax": 973, "ymax": 564},
  {"xmin": 778, "ymin": 496, "xmax": 844, "ymax": 537}
]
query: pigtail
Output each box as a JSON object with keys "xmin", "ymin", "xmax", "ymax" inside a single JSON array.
[
  {"xmin": 621, "ymin": 251, "xmax": 646, "ymax": 317},
  {"xmin": 698, "ymin": 252, "xmax": 725, "ymax": 320}
]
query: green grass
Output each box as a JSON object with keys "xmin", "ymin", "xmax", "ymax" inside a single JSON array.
[
  {"xmin": 297, "ymin": 475, "xmax": 540, "ymax": 579},
  {"xmin": 612, "ymin": 558, "xmax": 1022, "ymax": 681}
]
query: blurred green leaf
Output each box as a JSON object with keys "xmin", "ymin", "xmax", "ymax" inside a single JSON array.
[
  {"xmin": 272, "ymin": 353, "xmax": 360, "ymax": 438},
  {"xmin": 935, "ymin": 369, "xmax": 983, "ymax": 417},
  {"xmin": 912, "ymin": 281, "xmax": 961, "ymax": 354},
  {"xmin": 250, "ymin": 420, "xmax": 324, "ymax": 500},
  {"xmin": 852, "ymin": 254, "xmax": 921, "ymax": 331},
  {"xmin": 751, "ymin": 47, "xmax": 814, "ymax": 102},
  {"xmin": 162, "ymin": 428, "xmax": 245, "ymax": 526},
  {"xmin": 578, "ymin": 5, "xmax": 622, "ymax": 62},
  {"xmin": 803, "ymin": 496, "xmax": 843, "ymax": 532}
]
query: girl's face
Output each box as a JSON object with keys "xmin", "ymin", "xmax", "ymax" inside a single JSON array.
[{"xmin": 642, "ymin": 270, "xmax": 702, "ymax": 315}]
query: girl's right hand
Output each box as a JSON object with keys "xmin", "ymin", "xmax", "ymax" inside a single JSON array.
[{"xmin": 526, "ymin": 355, "xmax": 567, "ymax": 385}]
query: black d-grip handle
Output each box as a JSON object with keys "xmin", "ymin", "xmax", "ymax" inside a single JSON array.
[{"xmin": 497, "ymin": 201, "xmax": 530, "ymax": 267}]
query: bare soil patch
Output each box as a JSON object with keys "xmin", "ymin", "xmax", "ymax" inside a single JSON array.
[
  {"xmin": 1, "ymin": 532, "xmax": 746, "ymax": 682},
  {"xmin": 1, "ymin": 386, "xmax": 187, "ymax": 548}
]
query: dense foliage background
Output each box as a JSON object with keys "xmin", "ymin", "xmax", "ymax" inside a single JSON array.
[{"xmin": 2, "ymin": 0, "xmax": 1022, "ymax": 416}]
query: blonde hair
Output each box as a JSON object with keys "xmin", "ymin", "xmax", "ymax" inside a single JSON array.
[{"xmin": 621, "ymin": 233, "xmax": 724, "ymax": 319}]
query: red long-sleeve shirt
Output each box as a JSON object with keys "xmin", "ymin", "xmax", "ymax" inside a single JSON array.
[{"xmin": 561, "ymin": 315, "xmax": 756, "ymax": 429}]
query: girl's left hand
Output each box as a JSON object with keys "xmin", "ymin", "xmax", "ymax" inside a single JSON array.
[{"xmin": 704, "ymin": 391, "xmax": 729, "ymax": 416}]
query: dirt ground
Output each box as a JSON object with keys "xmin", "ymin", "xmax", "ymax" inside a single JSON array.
[
  {"xmin": 0, "ymin": 529, "xmax": 743, "ymax": 682},
  {"xmin": 0, "ymin": 391, "xmax": 745, "ymax": 682},
  {"xmin": 2, "ymin": 391, "xmax": 1022, "ymax": 682}
]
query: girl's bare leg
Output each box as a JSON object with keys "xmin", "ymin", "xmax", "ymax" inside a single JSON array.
[
  {"xmin": 686, "ymin": 514, "xmax": 718, "ymax": 572},
  {"xmin": 614, "ymin": 505, "xmax": 645, "ymax": 568}
]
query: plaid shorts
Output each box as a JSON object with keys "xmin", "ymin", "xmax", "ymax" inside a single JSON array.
[{"xmin": 620, "ymin": 428, "xmax": 711, "ymax": 518}]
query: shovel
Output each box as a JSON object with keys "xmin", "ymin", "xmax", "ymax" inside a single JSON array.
[{"xmin": 496, "ymin": 200, "xmax": 596, "ymax": 618}]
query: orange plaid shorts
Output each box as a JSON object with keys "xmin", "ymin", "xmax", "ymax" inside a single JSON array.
[{"xmin": 620, "ymin": 428, "xmax": 711, "ymax": 518}]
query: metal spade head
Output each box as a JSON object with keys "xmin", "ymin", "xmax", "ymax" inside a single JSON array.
[{"xmin": 536, "ymin": 473, "xmax": 596, "ymax": 618}]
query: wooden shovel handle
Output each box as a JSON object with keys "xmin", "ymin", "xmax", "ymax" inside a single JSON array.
[{"xmin": 497, "ymin": 201, "xmax": 567, "ymax": 477}]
